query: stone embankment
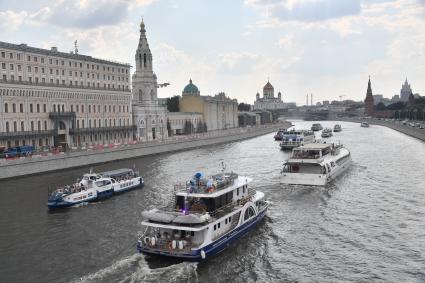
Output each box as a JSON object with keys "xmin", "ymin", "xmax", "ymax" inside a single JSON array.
[
  {"xmin": 340, "ymin": 118, "xmax": 425, "ymax": 142},
  {"xmin": 0, "ymin": 122, "xmax": 291, "ymax": 180}
]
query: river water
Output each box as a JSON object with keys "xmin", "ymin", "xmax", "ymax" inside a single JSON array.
[{"xmin": 0, "ymin": 121, "xmax": 424, "ymax": 283}]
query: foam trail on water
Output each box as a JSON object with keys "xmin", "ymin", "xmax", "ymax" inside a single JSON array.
[{"xmin": 72, "ymin": 254, "xmax": 198, "ymax": 283}]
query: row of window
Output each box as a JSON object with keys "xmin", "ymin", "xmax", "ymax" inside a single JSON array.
[
  {"xmin": 72, "ymin": 118, "xmax": 130, "ymax": 129},
  {"xmin": 4, "ymin": 120, "xmax": 49, "ymax": 132},
  {"xmin": 1, "ymin": 87, "xmax": 131, "ymax": 101},
  {"xmin": 0, "ymin": 51, "xmax": 128, "ymax": 74},
  {"xmin": 1, "ymin": 74, "xmax": 129, "ymax": 90},
  {"xmin": 3, "ymin": 102, "xmax": 130, "ymax": 114},
  {"xmin": 1, "ymin": 63, "xmax": 129, "ymax": 82},
  {"xmin": 236, "ymin": 185, "xmax": 247, "ymax": 196},
  {"xmin": 213, "ymin": 215, "xmax": 233, "ymax": 231}
]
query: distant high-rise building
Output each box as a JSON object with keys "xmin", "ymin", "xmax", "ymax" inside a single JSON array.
[
  {"xmin": 400, "ymin": 78, "xmax": 413, "ymax": 102},
  {"xmin": 364, "ymin": 76, "xmax": 374, "ymax": 116}
]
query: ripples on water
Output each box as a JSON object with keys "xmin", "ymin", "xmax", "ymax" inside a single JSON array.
[{"xmin": 0, "ymin": 121, "xmax": 425, "ymax": 283}]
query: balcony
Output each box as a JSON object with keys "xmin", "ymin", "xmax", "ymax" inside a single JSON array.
[
  {"xmin": 0, "ymin": 130, "xmax": 56, "ymax": 140},
  {"xmin": 69, "ymin": 125, "xmax": 136, "ymax": 135},
  {"xmin": 49, "ymin": 111, "xmax": 76, "ymax": 120}
]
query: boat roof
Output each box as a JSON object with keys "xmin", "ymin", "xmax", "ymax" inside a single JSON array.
[
  {"xmin": 101, "ymin": 168, "xmax": 134, "ymax": 177},
  {"xmin": 296, "ymin": 143, "xmax": 331, "ymax": 150},
  {"xmin": 176, "ymin": 176, "xmax": 252, "ymax": 198}
]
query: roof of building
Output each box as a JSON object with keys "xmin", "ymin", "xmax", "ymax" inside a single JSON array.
[
  {"xmin": 183, "ymin": 79, "xmax": 199, "ymax": 94},
  {"xmin": 0, "ymin": 41, "xmax": 130, "ymax": 67},
  {"xmin": 263, "ymin": 81, "xmax": 274, "ymax": 90}
]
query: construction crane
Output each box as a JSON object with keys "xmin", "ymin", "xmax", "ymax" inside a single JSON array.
[{"xmin": 157, "ymin": 82, "xmax": 170, "ymax": 88}]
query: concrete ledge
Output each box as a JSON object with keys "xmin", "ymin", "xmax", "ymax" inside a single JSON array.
[
  {"xmin": 338, "ymin": 118, "xmax": 425, "ymax": 142},
  {"xmin": 0, "ymin": 122, "xmax": 291, "ymax": 180}
]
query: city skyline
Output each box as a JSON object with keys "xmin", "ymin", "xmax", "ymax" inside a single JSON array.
[{"xmin": 1, "ymin": 0, "xmax": 424, "ymax": 105}]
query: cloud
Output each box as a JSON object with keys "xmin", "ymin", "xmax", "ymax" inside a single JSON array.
[
  {"xmin": 0, "ymin": 10, "xmax": 27, "ymax": 31},
  {"xmin": 246, "ymin": 0, "xmax": 361, "ymax": 22}
]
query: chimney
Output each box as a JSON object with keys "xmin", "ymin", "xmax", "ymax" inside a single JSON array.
[{"xmin": 51, "ymin": 47, "xmax": 58, "ymax": 52}]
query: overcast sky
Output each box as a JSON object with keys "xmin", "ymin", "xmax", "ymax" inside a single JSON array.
[{"xmin": 1, "ymin": 0, "xmax": 424, "ymax": 105}]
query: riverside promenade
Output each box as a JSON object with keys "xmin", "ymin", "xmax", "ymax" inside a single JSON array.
[
  {"xmin": 340, "ymin": 117, "xmax": 425, "ymax": 142},
  {"xmin": 0, "ymin": 122, "xmax": 291, "ymax": 180}
]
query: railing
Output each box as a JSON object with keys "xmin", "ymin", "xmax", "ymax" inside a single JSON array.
[
  {"xmin": 69, "ymin": 125, "xmax": 135, "ymax": 134},
  {"xmin": 0, "ymin": 129, "xmax": 56, "ymax": 140},
  {"xmin": 0, "ymin": 78, "xmax": 131, "ymax": 92},
  {"xmin": 49, "ymin": 111, "xmax": 76, "ymax": 119}
]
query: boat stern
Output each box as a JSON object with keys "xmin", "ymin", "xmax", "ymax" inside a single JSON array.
[{"xmin": 280, "ymin": 173, "xmax": 328, "ymax": 186}]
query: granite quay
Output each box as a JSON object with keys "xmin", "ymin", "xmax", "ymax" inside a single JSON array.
[
  {"xmin": 0, "ymin": 122, "xmax": 291, "ymax": 180},
  {"xmin": 338, "ymin": 117, "xmax": 425, "ymax": 142}
]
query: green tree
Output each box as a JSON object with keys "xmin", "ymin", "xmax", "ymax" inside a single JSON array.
[
  {"xmin": 238, "ymin": 103, "xmax": 251, "ymax": 112},
  {"xmin": 166, "ymin": 96, "xmax": 180, "ymax": 112}
]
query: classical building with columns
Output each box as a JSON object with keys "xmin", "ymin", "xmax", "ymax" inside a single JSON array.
[
  {"xmin": 253, "ymin": 81, "xmax": 286, "ymax": 110},
  {"xmin": 131, "ymin": 20, "xmax": 168, "ymax": 142},
  {"xmin": 0, "ymin": 41, "xmax": 133, "ymax": 150}
]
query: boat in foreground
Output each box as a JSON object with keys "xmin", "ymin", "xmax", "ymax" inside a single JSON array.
[
  {"xmin": 280, "ymin": 129, "xmax": 315, "ymax": 150},
  {"xmin": 281, "ymin": 142, "xmax": 351, "ymax": 186},
  {"xmin": 321, "ymin": 128, "xmax": 333, "ymax": 138},
  {"xmin": 137, "ymin": 171, "xmax": 269, "ymax": 261},
  {"xmin": 361, "ymin": 122, "xmax": 370, "ymax": 128},
  {"xmin": 47, "ymin": 168, "xmax": 144, "ymax": 209}
]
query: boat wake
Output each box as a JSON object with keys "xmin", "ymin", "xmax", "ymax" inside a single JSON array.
[{"xmin": 72, "ymin": 254, "xmax": 198, "ymax": 283}]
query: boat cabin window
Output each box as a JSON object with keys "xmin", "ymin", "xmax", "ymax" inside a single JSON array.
[
  {"xmin": 292, "ymin": 149, "xmax": 321, "ymax": 159},
  {"xmin": 244, "ymin": 207, "xmax": 255, "ymax": 221},
  {"xmin": 285, "ymin": 163, "xmax": 323, "ymax": 174},
  {"xmin": 237, "ymin": 187, "xmax": 239, "ymax": 196},
  {"xmin": 95, "ymin": 180, "xmax": 111, "ymax": 187}
]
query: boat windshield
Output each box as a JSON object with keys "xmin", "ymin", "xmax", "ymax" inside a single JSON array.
[{"xmin": 283, "ymin": 163, "xmax": 325, "ymax": 174}]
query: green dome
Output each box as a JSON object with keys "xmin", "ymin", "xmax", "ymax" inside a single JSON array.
[{"xmin": 183, "ymin": 79, "xmax": 199, "ymax": 94}]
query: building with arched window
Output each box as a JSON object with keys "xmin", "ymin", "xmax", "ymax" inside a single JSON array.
[
  {"xmin": 131, "ymin": 20, "xmax": 167, "ymax": 141},
  {"xmin": 0, "ymin": 41, "xmax": 134, "ymax": 150}
]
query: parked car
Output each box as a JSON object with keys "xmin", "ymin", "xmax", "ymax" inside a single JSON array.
[{"xmin": 4, "ymin": 145, "xmax": 35, "ymax": 158}]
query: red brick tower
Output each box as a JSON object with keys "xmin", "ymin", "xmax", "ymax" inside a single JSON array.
[{"xmin": 364, "ymin": 76, "xmax": 374, "ymax": 116}]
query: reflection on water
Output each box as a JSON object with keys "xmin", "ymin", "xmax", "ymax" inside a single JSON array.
[{"xmin": 0, "ymin": 121, "xmax": 425, "ymax": 283}]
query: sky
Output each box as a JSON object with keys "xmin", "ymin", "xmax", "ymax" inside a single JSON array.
[{"xmin": 1, "ymin": 0, "xmax": 425, "ymax": 105}]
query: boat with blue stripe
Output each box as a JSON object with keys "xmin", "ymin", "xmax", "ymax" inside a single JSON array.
[
  {"xmin": 47, "ymin": 168, "xmax": 144, "ymax": 209},
  {"xmin": 137, "ymin": 170, "xmax": 269, "ymax": 261}
]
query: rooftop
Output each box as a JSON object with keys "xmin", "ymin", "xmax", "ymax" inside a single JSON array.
[{"xmin": 0, "ymin": 41, "xmax": 131, "ymax": 68}]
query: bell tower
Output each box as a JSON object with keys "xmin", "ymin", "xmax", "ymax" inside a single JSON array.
[{"xmin": 132, "ymin": 19, "xmax": 157, "ymax": 104}]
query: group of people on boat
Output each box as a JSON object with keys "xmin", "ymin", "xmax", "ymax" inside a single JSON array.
[{"xmin": 56, "ymin": 183, "xmax": 88, "ymax": 195}]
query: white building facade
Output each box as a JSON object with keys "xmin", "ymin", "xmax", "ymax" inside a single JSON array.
[
  {"xmin": 0, "ymin": 41, "xmax": 133, "ymax": 150},
  {"xmin": 253, "ymin": 81, "xmax": 286, "ymax": 110},
  {"xmin": 131, "ymin": 20, "xmax": 168, "ymax": 142}
]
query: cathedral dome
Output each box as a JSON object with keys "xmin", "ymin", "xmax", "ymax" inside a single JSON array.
[
  {"xmin": 263, "ymin": 81, "xmax": 274, "ymax": 91},
  {"xmin": 183, "ymin": 79, "xmax": 199, "ymax": 94}
]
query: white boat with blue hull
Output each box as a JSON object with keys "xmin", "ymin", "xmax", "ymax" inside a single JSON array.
[
  {"xmin": 48, "ymin": 168, "xmax": 144, "ymax": 209},
  {"xmin": 137, "ymin": 171, "xmax": 269, "ymax": 261}
]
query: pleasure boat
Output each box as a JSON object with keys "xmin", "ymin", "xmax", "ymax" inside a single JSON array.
[
  {"xmin": 360, "ymin": 122, "xmax": 369, "ymax": 128},
  {"xmin": 47, "ymin": 168, "xmax": 144, "ymax": 209},
  {"xmin": 333, "ymin": 124, "xmax": 342, "ymax": 132},
  {"xmin": 274, "ymin": 129, "xmax": 286, "ymax": 141},
  {"xmin": 280, "ymin": 129, "xmax": 315, "ymax": 150},
  {"xmin": 311, "ymin": 123, "xmax": 323, "ymax": 131},
  {"xmin": 137, "ymin": 171, "xmax": 269, "ymax": 261},
  {"xmin": 321, "ymin": 128, "xmax": 333, "ymax": 138},
  {"xmin": 281, "ymin": 142, "xmax": 351, "ymax": 186}
]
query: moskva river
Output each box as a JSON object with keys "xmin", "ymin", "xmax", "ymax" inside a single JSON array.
[{"xmin": 1, "ymin": 121, "xmax": 424, "ymax": 283}]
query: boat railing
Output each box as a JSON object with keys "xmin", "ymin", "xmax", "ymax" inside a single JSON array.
[
  {"xmin": 140, "ymin": 234, "xmax": 199, "ymax": 253},
  {"xmin": 175, "ymin": 172, "xmax": 239, "ymax": 195}
]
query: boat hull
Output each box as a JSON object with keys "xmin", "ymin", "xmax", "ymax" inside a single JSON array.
[
  {"xmin": 281, "ymin": 158, "xmax": 351, "ymax": 186},
  {"xmin": 137, "ymin": 207, "xmax": 268, "ymax": 261}
]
